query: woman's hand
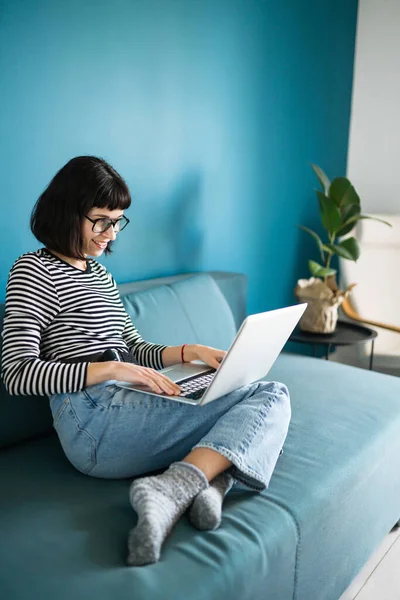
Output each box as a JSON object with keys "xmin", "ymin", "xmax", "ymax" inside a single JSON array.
[
  {"xmin": 111, "ymin": 362, "xmax": 181, "ymax": 396},
  {"xmin": 184, "ymin": 344, "xmax": 227, "ymax": 370}
]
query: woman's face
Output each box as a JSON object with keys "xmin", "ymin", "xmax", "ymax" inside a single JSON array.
[{"xmin": 82, "ymin": 206, "xmax": 125, "ymax": 258}]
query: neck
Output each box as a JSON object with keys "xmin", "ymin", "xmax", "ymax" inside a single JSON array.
[{"xmin": 46, "ymin": 249, "xmax": 88, "ymax": 271}]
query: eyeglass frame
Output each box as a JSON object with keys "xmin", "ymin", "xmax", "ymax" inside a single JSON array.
[{"xmin": 85, "ymin": 215, "xmax": 130, "ymax": 233}]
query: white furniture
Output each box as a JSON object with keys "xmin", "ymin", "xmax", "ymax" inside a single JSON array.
[{"xmin": 335, "ymin": 213, "xmax": 400, "ymax": 375}]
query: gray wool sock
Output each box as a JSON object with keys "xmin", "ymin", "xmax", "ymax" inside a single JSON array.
[
  {"xmin": 189, "ymin": 471, "xmax": 234, "ymax": 531},
  {"xmin": 127, "ymin": 461, "xmax": 209, "ymax": 566}
]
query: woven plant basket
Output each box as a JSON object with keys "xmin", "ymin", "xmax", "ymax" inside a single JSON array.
[{"xmin": 295, "ymin": 277, "xmax": 350, "ymax": 334}]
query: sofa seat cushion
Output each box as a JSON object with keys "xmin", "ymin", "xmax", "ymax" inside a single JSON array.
[
  {"xmin": 0, "ymin": 434, "xmax": 297, "ymax": 600},
  {"xmin": 266, "ymin": 353, "xmax": 400, "ymax": 600}
]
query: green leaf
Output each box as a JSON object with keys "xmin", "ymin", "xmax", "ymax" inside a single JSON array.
[
  {"xmin": 329, "ymin": 177, "xmax": 360, "ymax": 208},
  {"xmin": 308, "ymin": 260, "xmax": 337, "ymax": 278},
  {"xmin": 297, "ymin": 225, "xmax": 324, "ymax": 253},
  {"xmin": 339, "ymin": 204, "xmax": 360, "ymax": 236},
  {"xmin": 317, "ymin": 191, "xmax": 342, "ymax": 234},
  {"xmin": 341, "ymin": 183, "xmax": 360, "ymax": 208},
  {"xmin": 324, "ymin": 237, "xmax": 360, "ymax": 261},
  {"xmin": 324, "ymin": 243, "xmax": 350, "ymax": 259},
  {"xmin": 329, "ymin": 177, "xmax": 351, "ymax": 207},
  {"xmin": 311, "ymin": 164, "xmax": 330, "ymax": 195},
  {"xmin": 339, "ymin": 237, "xmax": 360, "ymax": 261},
  {"xmin": 336, "ymin": 214, "xmax": 392, "ymax": 236}
]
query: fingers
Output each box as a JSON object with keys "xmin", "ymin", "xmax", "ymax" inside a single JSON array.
[
  {"xmin": 216, "ymin": 350, "xmax": 227, "ymax": 367},
  {"xmin": 146, "ymin": 370, "xmax": 181, "ymax": 395},
  {"xmin": 137, "ymin": 367, "xmax": 181, "ymax": 396},
  {"xmin": 196, "ymin": 347, "xmax": 227, "ymax": 370}
]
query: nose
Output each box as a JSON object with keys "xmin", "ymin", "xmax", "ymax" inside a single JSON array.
[{"xmin": 103, "ymin": 224, "xmax": 117, "ymax": 241}]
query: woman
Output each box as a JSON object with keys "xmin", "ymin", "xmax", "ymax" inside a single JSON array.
[{"xmin": 1, "ymin": 156, "xmax": 291, "ymax": 567}]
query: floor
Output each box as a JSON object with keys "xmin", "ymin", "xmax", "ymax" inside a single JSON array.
[{"xmin": 339, "ymin": 526, "xmax": 400, "ymax": 600}]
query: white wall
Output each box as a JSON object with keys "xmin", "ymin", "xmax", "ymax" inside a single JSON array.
[{"xmin": 347, "ymin": 0, "xmax": 400, "ymax": 213}]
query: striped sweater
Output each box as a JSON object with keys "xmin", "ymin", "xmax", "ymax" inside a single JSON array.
[{"xmin": 1, "ymin": 248, "xmax": 167, "ymax": 396}]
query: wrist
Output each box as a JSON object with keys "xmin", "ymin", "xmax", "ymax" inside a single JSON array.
[
  {"xmin": 86, "ymin": 361, "xmax": 117, "ymax": 387},
  {"xmin": 182, "ymin": 344, "xmax": 198, "ymax": 362}
]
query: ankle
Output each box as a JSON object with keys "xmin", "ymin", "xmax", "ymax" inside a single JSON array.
[{"xmin": 182, "ymin": 450, "xmax": 232, "ymax": 482}]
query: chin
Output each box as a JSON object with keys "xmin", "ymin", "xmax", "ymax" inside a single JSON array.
[
  {"xmin": 87, "ymin": 242, "xmax": 107, "ymax": 256},
  {"xmin": 84, "ymin": 249, "xmax": 101, "ymax": 258}
]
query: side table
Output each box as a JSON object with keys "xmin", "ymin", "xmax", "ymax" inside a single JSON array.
[{"xmin": 289, "ymin": 320, "xmax": 378, "ymax": 370}]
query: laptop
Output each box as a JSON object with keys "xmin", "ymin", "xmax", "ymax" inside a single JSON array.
[{"xmin": 115, "ymin": 303, "xmax": 307, "ymax": 406}]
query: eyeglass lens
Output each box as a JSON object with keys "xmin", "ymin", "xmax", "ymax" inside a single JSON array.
[{"xmin": 93, "ymin": 217, "xmax": 128, "ymax": 233}]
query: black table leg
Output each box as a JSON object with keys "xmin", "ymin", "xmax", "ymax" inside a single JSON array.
[
  {"xmin": 369, "ymin": 340, "xmax": 375, "ymax": 371},
  {"xmin": 325, "ymin": 344, "xmax": 331, "ymax": 360}
]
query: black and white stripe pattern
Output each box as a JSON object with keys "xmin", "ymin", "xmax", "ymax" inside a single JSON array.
[{"xmin": 1, "ymin": 248, "xmax": 167, "ymax": 396}]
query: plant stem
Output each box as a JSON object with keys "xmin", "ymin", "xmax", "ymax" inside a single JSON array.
[{"xmin": 323, "ymin": 234, "xmax": 336, "ymax": 283}]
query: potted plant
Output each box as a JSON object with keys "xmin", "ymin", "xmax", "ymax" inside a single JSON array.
[{"xmin": 295, "ymin": 164, "xmax": 391, "ymax": 334}]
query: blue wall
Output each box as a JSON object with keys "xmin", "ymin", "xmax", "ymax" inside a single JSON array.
[{"xmin": 0, "ymin": 0, "xmax": 358, "ymax": 314}]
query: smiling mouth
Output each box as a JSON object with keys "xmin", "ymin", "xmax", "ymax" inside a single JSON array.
[{"xmin": 93, "ymin": 241, "xmax": 108, "ymax": 249}]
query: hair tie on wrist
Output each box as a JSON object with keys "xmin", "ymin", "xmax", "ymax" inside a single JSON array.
[{"xmin": 181, "ymin": 344, "xmax": 187, "ymax": 363}]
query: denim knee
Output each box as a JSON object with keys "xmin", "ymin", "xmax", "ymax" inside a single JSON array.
[
  {"xmin": 274, "ymin": 380, "xmax": 291, "ymax": 411},
  {"xmin": 260, "ymin": 381, "xmax": 291, "ymax": 460},
  {"xmin": 260, "ymin": 380, "xmax": 290, "ymax": 403},
  {"xmin": 261, "ymin": 380, "xmax": 291, "ymax": 425},
  {"xmin": 275, "ymin": 381, "xmax": 290, "ymax": 406}
]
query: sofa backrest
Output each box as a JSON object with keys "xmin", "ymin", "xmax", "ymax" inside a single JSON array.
[{"xmin": 0, "ymin": 271, "xmax": 246, "ymax": 449}]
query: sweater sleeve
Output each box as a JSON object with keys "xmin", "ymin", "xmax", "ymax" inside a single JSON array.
[{"xmin": 1, "ymin": 255, "xmax": 89, "ymax": 396}]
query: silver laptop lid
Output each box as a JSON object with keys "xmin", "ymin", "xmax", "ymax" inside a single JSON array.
[{"xmin": 199, "ymin": 303, "xmax": 307, "ymax": 405}]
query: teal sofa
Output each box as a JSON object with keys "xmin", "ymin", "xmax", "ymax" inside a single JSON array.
[{"xmin": 1, "ymin": 271, "xmax": 400, "ymax": 600}]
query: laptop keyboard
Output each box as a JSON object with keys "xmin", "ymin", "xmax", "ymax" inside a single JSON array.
[{"xmin": 178, "ymin": 369, "xmax": 216, "ymax": 400}]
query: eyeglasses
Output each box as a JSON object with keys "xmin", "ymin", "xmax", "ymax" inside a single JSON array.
[{"xmin": 85, "ymin": 215, "xmax": 130, "ymax": 234}]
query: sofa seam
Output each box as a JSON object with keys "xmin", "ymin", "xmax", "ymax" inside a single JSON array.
[
  {"xmin": 265, "ymin": 498, "xmax": 301, "ymax": 600},
  {"xmin": 195, "ymin": 442, "xmax": 301, "ymax": 598}
]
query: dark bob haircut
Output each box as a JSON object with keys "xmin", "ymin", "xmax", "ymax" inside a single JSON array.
[{"xmin": 30, "ymin": 156, "xmax": 131, "ymax": 260}]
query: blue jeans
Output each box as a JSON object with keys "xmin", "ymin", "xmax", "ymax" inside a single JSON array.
[{"xmin": 49, "ymin": 379, "xmax": 291, "ymax": 491}]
